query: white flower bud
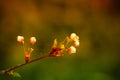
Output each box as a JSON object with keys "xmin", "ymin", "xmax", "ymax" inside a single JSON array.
[
  {"xmin": 74, "ymin": 40, "xmax": 80, "ymax": 47},
  {"xmin": 30, "ymin": 37, "xmax": 36, "ymax": 45},
  {"xmin": 68, "ymin": 46, "xmax": 76, "ymax": 54},
  {"xmin": 70, "ymin": 33, "xmax": 77, "ymax": 40},
  {"xmin": 74, "ymin": 36, "xmax": 79, "ymax": 41},
  {"xmin": 17, "ymin": 36, "xmax": 24, "ymax": 44},
  {"xmin": 70, "ymin": 33, "xmax": 79, "ymax": 42}
]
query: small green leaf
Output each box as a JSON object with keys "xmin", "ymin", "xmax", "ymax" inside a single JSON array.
[
  {"xmin": 59, "ymin": 44, "xmax": 65, "ymax": 49},
  {"xmin": 64, "ymin": 36, "xmax": 70, "ymax": 47},
  {"xmin": 13, "ymin": 72, "xmax": 21, "ymax": 77},
  {"xmin": 66, "ymin": 36, "xmax": 70, "ymax": 43},
  {"xmin": 53, "ymin": 39, "xmax": 57, "ymax": 47}
]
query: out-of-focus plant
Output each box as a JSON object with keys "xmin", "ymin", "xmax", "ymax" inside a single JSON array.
[{"xmin": 0, "ymin": 33, "xmax": 80, "ymax": 77}]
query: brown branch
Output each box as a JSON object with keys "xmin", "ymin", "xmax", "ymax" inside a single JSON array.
[
  {"xmin": 0, "ymin": 47, "xmax": 63, "ymax": 76},
  {"xmin": 0, "ymin": 53, "xmax": 50, "ymax": 75}
]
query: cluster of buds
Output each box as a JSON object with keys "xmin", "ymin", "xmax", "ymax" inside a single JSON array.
[
  {"xmin": 68, "ymin": 33, "xmax": 80, "ymax": 54},
  {"xmin": 70, "ymin": 33, "xmax": 80, "ymax": 47},
  {"xmin": 17, "ymin": 36, "xmax": 36, "ymax": 62},
  {"xmin": 50, "ymin": 33, "xmax": 80, "ymax": 56},
  {"xmin": 17, "ymin": 33, "xmax": 80, "ymax": 60}
]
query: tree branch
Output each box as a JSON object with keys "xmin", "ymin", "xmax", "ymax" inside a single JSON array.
[{"xmin": 0, "ymin": 53, "xmax": 50, "ymax": 75}]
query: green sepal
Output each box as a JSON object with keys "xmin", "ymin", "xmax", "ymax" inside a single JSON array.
[
  {"xmin": 8, "ymin": 71, "xmax": 21, "ymax": 77},
  {"xmin": 53, "ymin": 39, "xmax": 57, "ymax": 47},
  {"xmin": 12, "ymin": 72, "xmax": 21, "ymax": 77}
]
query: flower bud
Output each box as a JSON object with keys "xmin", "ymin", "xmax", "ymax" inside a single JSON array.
[
  {"xmin": 17, "ymin": 36, "xmax": 24, "ymax": 44},
  {"xmin": 74, "ymin": 36, "xmax": 79, "ymax": 41},
  {"xmin": 68, "ymin": 46, "xmax": 76, "ymax": 54},
  {"xmin": 30, "ymin": 37, "xmax": 36, "ymax": 45},
  {"xmin": 74, "ymin": 40, "xmax": 80, "ymax": 47},
  {"xmin": 70, "ymin": 33, "xmax": 79, "ymax": 42},
  {"xmin": 70, "ymin": 33, "xmax": 77, "ymax": 41}
]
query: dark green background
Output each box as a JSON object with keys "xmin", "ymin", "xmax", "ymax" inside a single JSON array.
[{"xmin": 0, "ymin": 0, "xmax": 120, "ymax": 80}]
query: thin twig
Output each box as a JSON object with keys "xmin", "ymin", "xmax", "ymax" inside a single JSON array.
[{"xmin": 1, "ymin": 53, "xmax": 50, "ymax": 75}]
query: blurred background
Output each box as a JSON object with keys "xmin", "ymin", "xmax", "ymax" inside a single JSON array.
[{"xmin": 0, "ymin": 0, "xmax": 120, "ymax": 80}]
